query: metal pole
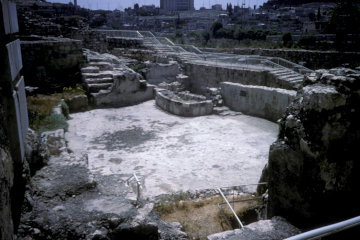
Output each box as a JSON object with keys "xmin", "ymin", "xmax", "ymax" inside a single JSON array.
[
  {"xmin": 133, "ymin": 173, "xmax": 141, "ymax": 200},
  {"xmin": 218, "ymin": 188, "xmax": 244, "ymax": 228},
  {"xmin": 284, "ymin": 216, "xmax": 360, "ymax": 240}
]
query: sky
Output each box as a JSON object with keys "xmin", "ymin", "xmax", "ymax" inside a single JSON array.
[{"xmin": 47, "ymin": 0, "xmax": 269, "ymax": 11}]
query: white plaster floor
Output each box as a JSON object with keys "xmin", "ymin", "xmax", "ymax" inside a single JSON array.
[{"xmin": 65, "ymin": 100, "xmax": 278, "ymax": 198}]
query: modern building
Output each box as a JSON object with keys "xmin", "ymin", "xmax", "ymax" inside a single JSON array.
[
  {"xmin": 160, "ymin": 0, "xmax": 194, "ymax": 12},
  {"xmin": 211, "ymin": 4, "xmax": 222, "ymax": 11}
]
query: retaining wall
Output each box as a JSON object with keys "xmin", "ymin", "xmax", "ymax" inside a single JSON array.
[
  {"xmin": 183, "ymin": 62, "xmax": 287, "ymax": 94},
  {"xmin": 107, "ymin": 37, "xmax": 144, "ymax": 50},
  {"xmin": 71, "ymin": 30, "xmax": 108, "ymax": 53},
  {"xmin": 231, "ymin": 48, "xmax": 360, "ymax": 69},
  {"xmin": 155, "ymin": 90, "xmax": 213, "ymax": 117},
  {"xmin": 220, "ymin": 82, "xmax": 296, "ymax": 121},
  {"xmin": 21, "ymin": 37, "xmax": 84, "ymax": 92},
  {"xmin": 145, "ymin": 61, "xmax": 181, "ymax": 85}
]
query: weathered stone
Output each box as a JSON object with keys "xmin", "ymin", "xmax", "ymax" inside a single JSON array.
[
  {"xmin": 155, "ymin": 89, "xmax": 213, "ymax": 117},
  {"xmin": 262, "ymin": 68, "xmax": 360, "ymax": 228},
  {"xmin": 206, "ymin": 216, "xmax": 301, "ymax": 240},
  {"xmin": 21, "ymin": 37, "xmax": 85, "ymax": 93},
  {"xmin": 40, "ymin": 129, "xmax": 67, "ymax": 156},
  {"xmin": 221, "ymin": 82, "xmax": 296, "ymax": 122},
  {"xmin": 64, "ymin": 95, "xmax": 88, "ymax": 113},
  {"xmin": 25, "ymin": 128, "xmax": 49, "ymax": 175},
  {"xmin": 145, "ymin": 61, "xmax": 181, "ymax": 85},
  {"xmin": 82, "ymin": 50, "xmax": 155, "ymax": 107}
]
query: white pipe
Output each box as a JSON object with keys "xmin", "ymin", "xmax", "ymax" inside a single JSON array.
[
  {"xmin": 285, "ymin": 216, "xmax": 360, "ymax": 240},
  {"xmin": 217, "ymin": 188, "xmax": 244, "ymax": 228}
]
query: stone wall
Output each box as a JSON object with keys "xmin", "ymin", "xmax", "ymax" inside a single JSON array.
[
  {"xmin": 21, "ymin": 37, "xmax": 84, "ymax": 93},
  {"xmin": 107, "ymin": 37, "xmax": 144, "ymax": 51},
  {"xmin": 155, "ymin": 89, "xmax": 213, "ymax": 117},
  {"xmin": 262, "ymin": 68, "xmax": 360, "ymax": 229},
  {"xmin": 71, "ymin": 30, "xmax": 108, "ymax": 53},
  {"xmin": 220, "ymin": 82, "xmax": 296, "ymax": 122},
  {"xmin": 231, "ymin": 48, "xmax": 360, "ymax": 70},
  {"xmin": 183, "ymin": 62, "xmax": 288, "ymax": 94},
  {"xmin": 145, "ymin": 61, "xmax": 181, "ymax": 85}
]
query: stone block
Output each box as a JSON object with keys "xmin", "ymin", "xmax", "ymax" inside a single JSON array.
[
  {"xmin": 65, "ymin": 95, "xmax": 88, "ymax": 113},
  {"xmin": 6, "ymin": 39, "xmax": 23, "ymax": 81},
  {"xmin": 13, "ymin": 91, "xmax": 25, "ymax": 161},
  {"xmin": 220, "ymin": 82, "xmax": 296, "ymax": 122},
  {"xmin": 1, "ymin": 0, "xmax": 18, "ymax": 34},
  {"xmin": 15, "ymin": 76, "xmax": 29, "ymax": 144}
]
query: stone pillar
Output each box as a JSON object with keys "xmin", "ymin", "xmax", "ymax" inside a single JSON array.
[{"xmin": 0, "ymin": 0, "xmax": 29, "ymax": 239}]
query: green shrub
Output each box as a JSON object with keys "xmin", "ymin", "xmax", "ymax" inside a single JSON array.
[{"xmin": 38, "ymin": 113, "xmax": 68, "ymax": 132}]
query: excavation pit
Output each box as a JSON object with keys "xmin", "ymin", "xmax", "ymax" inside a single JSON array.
[{"xmin": 65, "ymin": 100, "xmax": 278, "ymax": 198}]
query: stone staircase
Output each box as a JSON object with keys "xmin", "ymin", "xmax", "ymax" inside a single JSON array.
[
  {"xmin": 81, "ymin": 54, "xmax": 115, "ymax": 98},
  {"xmin": 81, "ymin": 49, "xmax": 155, "ymax": 107},
  {"xmin": 269, "ymin": 68, "xmax": 304, "ymax": 90}
]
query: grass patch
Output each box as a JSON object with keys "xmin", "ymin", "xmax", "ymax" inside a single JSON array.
[
  {"xmin": 156, "ymin": 194, "xmax": 262, "ymax": 240},
  {"xmin": 27, "ymin": 94, "xmax": 68, "ymax": 132},
  {"xmin": 27, "ymin": 85, "xmax": 86, "ymax": 132}
]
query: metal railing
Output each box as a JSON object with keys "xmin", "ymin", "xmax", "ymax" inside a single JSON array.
[
  {"xmin": 217, "ymin": 182, "xmax": 267, "ymax": 230},
  {"xmin": 126, "ymin": 173, "xmax": 142, "ymax": 201},
  {"xmin": 93, "ymin": 30, "xmax": 143, "ymax": 38},
  {"xmin": 284, "ymin": 216, "xmax": 360, "ymax": 240}
]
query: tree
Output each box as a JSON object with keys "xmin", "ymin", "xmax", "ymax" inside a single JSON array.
[
  {"xmin": 317, "ymin": 7, "xmax": 321, "ymax": 20},
  {"xmin": 134, "ymin": 3, "xmax": 139, "ymax": 15},
  {"xmin": 201, "ymin": 30, "xmax": 210, "ymax": 43},
  {"xmin": 308, "ymin": 12, "xmax": 316, "ymax": 21},
  {"xmin": 211, "ymin": 21, "xmax": 223, "ymax": 37},
  {"xmin": 326, "ymin": 0, "xmax": 360, "ymax": 51},
  {"xmin": 282, "ymin": 32, "xmax": 293, "ymax": 47},
  {"xmin": 227, "ymin": 3, "xmax": 233, "ymax": 16}
]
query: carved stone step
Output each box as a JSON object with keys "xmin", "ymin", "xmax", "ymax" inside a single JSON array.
[
  {"xmin": 82, "ymin": 72, "xmax": 113, "ymax": 80},
  {"xmin": 81, "ymin": 66, "xmax": 99, "ymax": 74},
  {"xmin": 89, "ymin": 61, "xmax": 113, "ymax": 71},
  {"xmin": 88, "ymin": 83, "xmax": 112, "ymax": 92},
  {"xmin": 84, "ymin": 77, "xmax": 113, "ymax": 84}
]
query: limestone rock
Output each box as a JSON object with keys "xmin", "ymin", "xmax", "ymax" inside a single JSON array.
[
  {"xmin": 25, "ymin": 128, "xmax": 49, "ymax": 175},
  {"xmin": 263, "ymin": 68, "xmax": 360, "ymax": 228},
  {"xmin": 64, "ymin": 95, "xmax": 88, "ymax": 113},
  {"xmin": 40, "ymin": 129, "xmax": 67, "ymax": 156},
  {"xmin": 82, "ymin": 50, "xmax": 154, "ymax": 107},
  {"xmin": 145, "ymin": 61, "xmax": 181, "ymax": 85},
  {"xmin": 206, "ymin": 216, "xmax": 301, "ymax": 240}
]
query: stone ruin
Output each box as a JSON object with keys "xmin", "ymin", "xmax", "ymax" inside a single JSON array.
[{"xmin": 1, "ymin": 1, "xmax": 360, "ymax": 239}]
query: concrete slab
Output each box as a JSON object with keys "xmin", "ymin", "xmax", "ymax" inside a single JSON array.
[{"xmin": 65, "ymin": 100, "xmax": 278, "ymax": 198}]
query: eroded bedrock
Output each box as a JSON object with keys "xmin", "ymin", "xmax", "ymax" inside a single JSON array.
[{"xmin": 66, "ymin": 100, "xmax": 278, "ymax": 198}]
